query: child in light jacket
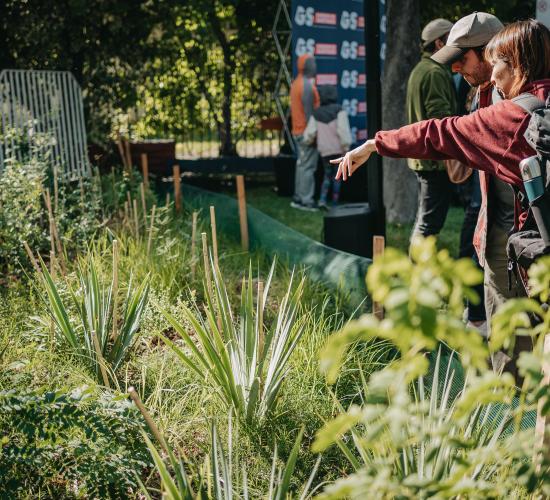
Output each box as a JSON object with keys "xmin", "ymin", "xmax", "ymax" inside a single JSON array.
[{"xmin": 303, "ymin": 85, "xmax": 352, "ymax": 208}]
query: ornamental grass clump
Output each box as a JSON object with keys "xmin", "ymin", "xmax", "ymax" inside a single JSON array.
[
  {"xmin": 161, "ymin": 258, "xmax": 305, "ymax": 424},
  {"xmin": 38, "ymin": 243, "xmax": 150, "ymax": 386}
]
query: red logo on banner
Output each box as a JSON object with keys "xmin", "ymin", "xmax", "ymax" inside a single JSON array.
[
  {"xmin": 315, "ymin": 43, "xmax": 338, "ymax": 56},
  {"xmin": 358, "ymin": 45, "xmax": 366, "ymax": 57},
  {"xmin": 317, "ymin": 74, "xmax": 338, "ymax": 85},
  {"xmin": 357, "ymin": 129, "xmax": 367, "ymax": 140},
  {"xmin": 358, "ymin": 102, "xmax": 367, "ymax": 113},
  {"xmin": 358, "ymin": 73, "xmax": 366, "ymax": 85},
  {"xmin": 358, "ymin": 16, "xmax": 365, "ymax": 28},
  {"xmin": 314, "ymin": 12, "xmax": 337, "ymax": 25}
]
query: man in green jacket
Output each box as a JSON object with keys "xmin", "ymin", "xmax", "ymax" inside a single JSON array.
[{"xmin": 407, "ymin": 18, "xmax": 457, "ymax": 240}]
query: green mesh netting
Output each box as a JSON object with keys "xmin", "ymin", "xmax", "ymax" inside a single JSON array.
[{"xmin": 181, "ymin": 183, "xmax": 371, "ymax": 306}]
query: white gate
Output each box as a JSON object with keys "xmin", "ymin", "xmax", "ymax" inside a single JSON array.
[{"xmin": 0, "ymin": 70, "xmax": 91, "ymax": 178}]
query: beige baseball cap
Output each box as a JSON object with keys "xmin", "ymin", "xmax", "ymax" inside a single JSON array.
[
  {"xmin": 422, "ymin": 19, "xmax": 453, "ymax": 46},
  {"xmin": 431, "ymin": 12, "xmax": 504, "ymax": 65}
]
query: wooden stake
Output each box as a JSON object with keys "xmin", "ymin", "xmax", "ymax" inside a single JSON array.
[
  {"xmin": 112, "ymin": 240, "xmax": 119, "ymax": 343},
  {"xmin": 116, "ymin": 134, "xmax": 128, "ymax": 170},
  {"xmin": 141, "ymin": 153, "xmax": 149, "ymax": 189},
  {"xmin": 210, "ymin": 206, "xmax": 219, "ymax": 270},
  {"xmin": 236, "ymin": 175, "xmax": 249, "ymax": 251},
  {"xmin": 43, "ymin": 189, "xmax": 66, "ymax": 275},
  {"xmin": 191, "ymin": 211, "xmax": 198, "ymax": 279},
  {"xmin": 23, "ymin": 241, "xmax": 41, "ymax": 274},
  {"xmin": 258, "ymin": 281, "xmax": 264, "ymax": 359},
  {"xmin": 140, "ymin": 182, "xmax": 147, "ymax": 227},
  {"xmin": 535, "ymin": 334, "xmax": 550, "ymax": 470},
  {"xmin": 165, "ymin": 192, "xmax": 170, "ymax": 208},
  {"xmin": 124, "ymin": 138, "xmax": 132, "ymax": 171},
  {"xmin": 128, "ymin": 386, "xmax": 168, "ymax": 453},
  {"xmin": 147, "ymin": 205, "xmax": 156, "ymax": 257},
  {"xmin": 92, "ymin": 330, "xmax": 111, "ymax": 388},
  {"xmin": 202, "ymin": 232, "xmax": 213, "ymax": 298},
  {"xmin": 79, "ymin": 177, "xmax": 85, "ymax": 209},
  {"xmin": 173, "ymin": 164, "xmax": 181, "ymax": 213},
  {"xmin": 133, "ymin": 198, "xmax": 139, "ymax": 238},
  {"xmin": 53, "ymin": 165, "xmax": 59, "ymax": 215},
  {"xmin": 373, "ymin": 235, "xmax": 385, "ymax": 319}
]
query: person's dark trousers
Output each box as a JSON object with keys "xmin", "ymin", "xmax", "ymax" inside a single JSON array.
[
  {"xmin": 459, "ymin": 171, "xmax": 486, "ymax": 322},
  {"xmin": 320, "ymin": 155, "xmax": 342, "ymax": 204},
  {"xmin": 411, "ymin": 170, "xmax": 453, "ymax": 240}
]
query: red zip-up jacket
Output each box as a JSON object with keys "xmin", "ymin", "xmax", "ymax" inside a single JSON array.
[{"xmin": 375, "ymin": 79, "xmax": 550, "ymax": 259}]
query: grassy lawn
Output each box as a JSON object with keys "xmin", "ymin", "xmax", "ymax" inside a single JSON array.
[{"xmin": 245, "ymin": 185, "xmax": 464, "ymax": 257}]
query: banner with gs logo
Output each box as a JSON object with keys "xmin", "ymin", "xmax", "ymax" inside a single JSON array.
[{"xmin": 292, "ymin": 0, "xmax": 386, "ymax": 145}]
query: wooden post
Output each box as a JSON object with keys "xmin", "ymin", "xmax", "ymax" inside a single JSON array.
[
  {"xmin": 202, "ymin": 232, "xmax": 213, "ymax": 298},
  {"xmin": 133, "ymin": 198, "xmax": 139, "ymax": 237},
  {"xmin": 124, "ymin": 138, "xmax": 132, "ymax": 171},
  {"xmin": 210, "ymin": 206, "xmax": 219, "ymax": 270},
  {"xmin": 116, "ymin": 135, "xmax": 128, "ymax": 170},
  {"xmin": 535, "ymin": 334, "xmax": 550, "ymax": 470},
  {"xmin": 258, "ymin": 280, "xmax": 264, "ymax": 359},
  {"xmin": 141, "ymin": 153, "xmax": 149, "ymax": 189},
  {"xmin": 49, "ymin": 250, "xmax": 57, "ymax": 344},
  {"xmin": 147, "ymin": 205, "xmax": 156, "ymax": 257},
  {"xmin": 173, "ymin": 164, "xmax": 181, "ymax": 213},
  {"xmin": 236, "ymin": 175, "xmax": 249, "ymax": 251},
  {"xmin": 92, "ymin": 330, "xmax": 111, "ymax": 388},
  {"xmin": 191, "ymin": 211, "xmax": 198, "ymax": 279},
  {"xmin": 43, "ymin": 188, "xmax": 66, "ymax": 275},
  {"xmin": 128, "ymin": 387, "xmax": 168, "ymax": 453},
  {"xmin": 165, "ymin": 192, "xmax": 170, "ymax": 208},
  {"xmin": 140, "ymin": 182, "xmax": 147, "ymax": 227},
  {"xmin": 23, "ymin": 241, "xmax": 41, "ymax": 275},
  {"xmin": 373, "ymin": 235, "xmax": 385, "ymax": 319},
  {"xmin": 79, "ymin": 177, "xmax": 85, "ymax": 209},
  {"xmin": 53, "ymin": 165, "xmax": 59, "ymax": 215},
  {"xmin": 111, "ymin": 240, "xmax": 119, "ymax": 343}
]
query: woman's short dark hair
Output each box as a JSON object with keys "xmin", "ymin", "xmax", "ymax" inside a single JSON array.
[{"xmin": 485, "ymin": 19, "xmax": 550, "ymax": 98}]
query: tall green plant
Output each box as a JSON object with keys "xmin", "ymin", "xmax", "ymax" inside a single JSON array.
[
  {"xmin": 314, "ymin": 239, "xmax": 550, "ymax": 498},
  {"xmin": 38, "ymin": 251, "xmax": 150, "ymax": 384},
  {"xmin": 161, "ymin": 259, "xmax": 305, "ymax": 424}
]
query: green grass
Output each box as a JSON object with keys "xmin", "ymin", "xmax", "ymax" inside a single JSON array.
[{"xmin": 245, "ymin": 185, "xmax": 464, "ymax": 257}]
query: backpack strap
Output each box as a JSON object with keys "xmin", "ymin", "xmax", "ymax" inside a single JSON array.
[{"xmin": 512, "ymin": 92, "xmax": 546, "ymax": 114}]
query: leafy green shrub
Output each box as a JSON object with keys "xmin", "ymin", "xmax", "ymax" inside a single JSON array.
[
  {"xmin": 0, "ymin": 386, "xmax": 149, "ymax": 497},
  {"xmin": 0, "ymin": 158, "xmax": 48, "ymax": 274},
  {"xmin": 161, "ymin": 259, "xmax": 306, "ymax": 424},
  {"xmin": 314, "ymin": 239, "xmax": 550, "ymax": 498}
]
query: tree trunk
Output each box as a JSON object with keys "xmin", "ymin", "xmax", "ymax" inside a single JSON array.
[{"xmin": 381, "ymin": 0, "xmax": 420, "ymax": 223}]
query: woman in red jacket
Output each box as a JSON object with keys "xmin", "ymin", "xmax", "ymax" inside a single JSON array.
[{"xmin": 332, "ymin": 19, "xmax": 550, "ymax": 232}]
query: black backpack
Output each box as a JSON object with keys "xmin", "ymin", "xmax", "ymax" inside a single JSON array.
[{"xmin": 506, "ymin": 93, "xmax": 550, "ymax": 296}]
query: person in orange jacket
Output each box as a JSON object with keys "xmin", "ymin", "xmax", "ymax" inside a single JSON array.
[{"xmin": 290, "ymin": 54, "xmax": 320, "ymax": 211}]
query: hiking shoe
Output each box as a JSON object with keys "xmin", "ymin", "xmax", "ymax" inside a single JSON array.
[
  {"xmin": 290, "ymin": 201, "xmax": 319, "ymax": 212},
  {"xmin": 318, "ymin": 201, "xmax": 329, "ymax": 211}
]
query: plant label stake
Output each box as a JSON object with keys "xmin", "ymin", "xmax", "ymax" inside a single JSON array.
[
  {"xmin": 147, "ymin": 205, "xmax": 156, "ymax": 258},
  {"xmin": 128, "ymin": 387, "xmax": 168, "ymax": 453},
  {"xmin": 373, "ymin": 235, "xmax": 385, "ymax": 319},
  {"xmin": 191, "ymin": 211, "xmax": 198, "ymax": 279},
  {"xmin": 201, "ymin": 232, "xmax": 213, "ymax": 299},
  {"xmin": 210, "ymin": 205, "xmax": 219, "ymax": 270},
  {"xmin": 236, "ymin": 175, "xmax": 249, "ymax": 251},
  {"xmin": 173, "ymin": 164, "xmax": 181, "ymax": 213},
  {"xmin": 91, "ymin": 330, "xmax": 111, "ymax": 389},
  {"xmin": 141, "ymin": 153, "xmax": 149, "ymax": 189},
  {"xmin": 112, "ymin": 240, "xmax": 119, "ymax": 343}
]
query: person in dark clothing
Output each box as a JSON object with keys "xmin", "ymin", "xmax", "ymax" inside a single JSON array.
[
  {"xmin": 406, "ymin": 18, "xmax": 457, "ymax": 241},
  {"xmin": 303, "ymin": 85, "xmax": 352, "ymax": 209}
]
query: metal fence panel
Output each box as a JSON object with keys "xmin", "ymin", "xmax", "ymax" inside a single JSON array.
[{"xmin": 0, "ymin": 69, "xmax": 90, "ymax": 178}]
